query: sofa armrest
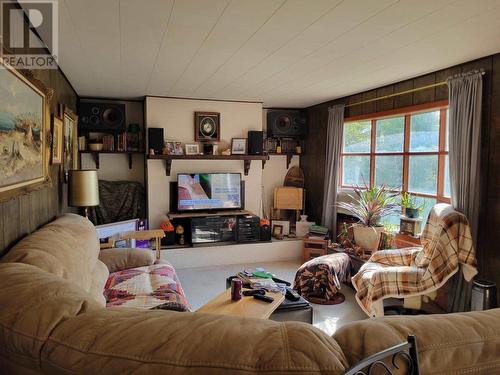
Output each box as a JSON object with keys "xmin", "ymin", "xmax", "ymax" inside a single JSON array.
[
  {"xmin": 98, "ymin": 248, "xmax": 155, "ymax": 273},
  {"xmin": 333, "ymin": 308, "xmax": 500, "ymax": 373},
  {"xmin": 41, "ymin": 308, "xmax": 348, "ymax": 374}
]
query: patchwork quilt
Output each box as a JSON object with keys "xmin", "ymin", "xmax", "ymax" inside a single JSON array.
[
  {"xmin": 352, "ymin": 204, "xmax": 477, "ymax": 317},
  {"xmin": 104, "ymin": 263, "xmax": 190, "ymax": 311},
  {"xmin": 294, "ymin": 252, "xmax": 351, "ymax": 301}
]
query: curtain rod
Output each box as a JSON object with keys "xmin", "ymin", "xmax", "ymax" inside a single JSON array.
[{"xmin": 344, "ymin": 71, "xmax": 485, "ymax": 109}]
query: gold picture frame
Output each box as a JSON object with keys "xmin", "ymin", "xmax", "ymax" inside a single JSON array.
[
  {"xmin": 0, "ymin": 61, "xmax": 51, "ymax": 202},
  {"xmin": 60, "ymin": 104, "xmax": 78, "ymax": 182},
  {"xmin": 51, "ymin": 114, "xmax": 63, "ymax": 164}
]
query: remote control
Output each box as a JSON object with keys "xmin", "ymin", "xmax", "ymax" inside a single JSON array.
[
  {"xmin": 253, "ymin": 294, "xmax": 274, "ymax": 303},
  {"xmin": 243, "ymin": 289, "xmax": 265, "ymax": 296},
  {"xmin": 272, "ymin": 277, "xmax": 291, "ymax": 286},
  {"xmin": 285, "ymin": 287, "xmax": 301, "ymax": 301}
]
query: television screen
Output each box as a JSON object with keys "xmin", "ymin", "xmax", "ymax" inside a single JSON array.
[{"xmin": 177, "ymin": 173, "xmax": 241, "ymax": 211}]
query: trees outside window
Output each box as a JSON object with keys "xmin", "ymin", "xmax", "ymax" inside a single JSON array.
[{"xmin": 340, "ymin": 102, "xmax": 450, "ymax": 222}]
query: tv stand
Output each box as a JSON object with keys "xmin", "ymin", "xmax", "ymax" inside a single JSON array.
[{"xmin": 167, "ymin": 210, "xmax": 253, "ymax": 219}]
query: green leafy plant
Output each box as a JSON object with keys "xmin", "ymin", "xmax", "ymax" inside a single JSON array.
[
  {"xmin": 337, "ymin": 184, "xmax": 400, "ymax": 227},
  {"xmin": 401, "ymin": 192, "xmax": 421, "ymax": 209}
]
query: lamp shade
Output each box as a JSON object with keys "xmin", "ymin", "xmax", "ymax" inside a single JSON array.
[{"xmin": 68, "ymin": 170, "xmax": 99, "ymax": 207}]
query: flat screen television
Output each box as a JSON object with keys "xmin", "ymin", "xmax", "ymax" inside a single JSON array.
[{"xmin": 177, "ymin": 173, "xmax": 242, "ymax": 212}]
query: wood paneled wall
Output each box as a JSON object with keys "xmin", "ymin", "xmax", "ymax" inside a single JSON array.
[
  {"xmin": 302, "ymin": 54, "xmax": 500, "ymax": 294},
  {"xmin": 0, "ymin": 66, "xmax": 77, "ymax": 254}
]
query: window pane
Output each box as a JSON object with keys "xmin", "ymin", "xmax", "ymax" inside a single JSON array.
[
  {"xmin": 444, "ymin": 155, "xmax": 451, "ymax": 197},
  {"xmin": 409, "ymin": 155, "xmax": 438, "ymax": 195},
  {"xmin": 375, "ymin": 116, "xmax": 404, "ymax": 152},
  {"xmin": 414, "ymin": 196, "xmax": 437, "ymax": 224},
  {"xmin": 410, "ymin": 110, "xmax": 440, "ymax": 151},
  {"xmin": 374, "ymin": 155, "xmax": 403, "ymax": 189},
  {"xmin": 342, "ymin": 156, "xmax": 370, "ymax": 186},
  {"xmin": 344, "ymin": 121, "xmax": 371, "ymax": 153}
]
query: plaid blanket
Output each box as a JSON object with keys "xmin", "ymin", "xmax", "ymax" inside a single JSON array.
[{"xmin": 352, "ymin": 204, "xmax": 477, "ymax": 317}]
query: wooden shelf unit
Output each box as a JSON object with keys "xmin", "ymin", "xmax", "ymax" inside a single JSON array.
[
  {"xmin": 79, "ymin": 150, "xmax": 144, "ymax": 169},
  {"xmin": 148, "ymin": 154, "xmax": 270, "ymax": 176}
]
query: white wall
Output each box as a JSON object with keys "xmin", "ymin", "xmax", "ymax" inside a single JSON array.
[{"xmin": 146, "ymin": 96, "xmax": 265, "ymax": 228}]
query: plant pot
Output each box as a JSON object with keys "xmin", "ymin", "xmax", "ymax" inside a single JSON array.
[
  {"xmin": 352, "ymin": 225, "xmax": 384, "ymax": 251},
  {"xmin": 405, "ymin": 207, "xmax": 419, "ymax": 219}
]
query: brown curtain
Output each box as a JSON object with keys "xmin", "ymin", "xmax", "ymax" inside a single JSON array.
[
  {"xmin": 321, "ymin": 104, "xmax": 345, "ymax": 237},
  {"xmin": 446, "ymin": 70, "xmax": 483, "ymax": 312}
]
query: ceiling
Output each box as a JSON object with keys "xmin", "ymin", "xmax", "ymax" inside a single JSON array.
[{"xmin": 55, "ymin": 0, "xmax": 500, "ymax": 108}]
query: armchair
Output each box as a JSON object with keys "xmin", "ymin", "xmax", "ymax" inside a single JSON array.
[{"xmin": 352, "ymin": 204, "xmax": 477, "ymax": 317}]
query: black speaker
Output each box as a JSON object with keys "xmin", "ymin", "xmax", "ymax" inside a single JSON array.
[
  {"xmin": 78, "ymin": 102, "xmax": 126, "ymax": 133},
  {"xmin": 260, "ymin": 225, "xmax": 271, "ymax": 241},
  {"xmin": 248, "ymin": 130, "xmax": 263, "ymax": 155},
  {"xmin": 148, "ymin": 128, "xmax": 164, "ymax": 154},
  {"xmin": 267, "ymin": 110, "xmax": 307, "ymax": 138}
]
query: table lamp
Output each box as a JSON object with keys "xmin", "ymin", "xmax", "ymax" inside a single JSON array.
[{"xmin": 68, "ymin": 170, "xmax": 100, "ymax": 218}]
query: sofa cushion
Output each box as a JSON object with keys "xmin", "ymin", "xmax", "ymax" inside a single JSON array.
[
  {"xmin": 0, "ymin": 214, "xmax": 100, "ymax": 295},
  {"xmin": 333, "ymin": 308, "xmax": 500, "ymax": 374},
  {"xmin": 42, "ymin": 309, "xmax": 348, "ymax": 374},
  {"xmin": 0, "ymin": 263, "xmax": 102, "ymax": 372},
  {"xmin": 104, "ymin": 263, "xmax": 190, "ymax": 311},
  {"xmin": 98, "ymin": 247, "xmax": 155, "ymax": 273},
  {"xmin": 89, "ymin": 260, "xmax": 109, "ymax": 307}
]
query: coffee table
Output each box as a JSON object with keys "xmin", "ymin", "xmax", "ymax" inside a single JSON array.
[
  {"xmin": 196, "ymin": 289, "xmax": 284, "ymax": 319},
  {"xmin": 224, "ymin": 276, "xmax": 313, "ymax": 323}
]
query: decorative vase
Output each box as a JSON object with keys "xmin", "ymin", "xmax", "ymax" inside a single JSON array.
[
  {"xmin": 352, "ymin": 225, "xmax": 384, "ymax": 251},
  {"xmin": 405, "ymin": 207, "xmax": 419, "ymax": 219}
]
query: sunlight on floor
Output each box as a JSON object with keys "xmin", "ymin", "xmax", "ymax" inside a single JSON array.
[{"xmin": 176, "ymin": 260, "xmax": 367, "ymax": 335}]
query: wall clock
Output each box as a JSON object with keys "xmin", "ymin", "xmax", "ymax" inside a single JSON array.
[{"xmin": 195, "ymin": 112, "xmax": 220, "ymax": 141}]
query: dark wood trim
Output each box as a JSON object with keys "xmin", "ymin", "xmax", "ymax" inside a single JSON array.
[
  {"xmin": 345, "ymin": 100, "xmax": 449, "ymax": 122},
  {"xmin": 148, "ymin": 154, "xmax": 269, "ymax": 176}
]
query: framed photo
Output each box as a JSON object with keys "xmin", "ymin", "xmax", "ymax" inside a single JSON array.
[
  {"xmin": 195, "ymin": 112, "xmax": 220, "ymax": 142},
  {"xmin": 185, "ymin": 143, "xmax": 200, "ymax": 155},
  {"xmin": 272, "ymin": 220, "xmax": 290, "ymax": 235},
  {"xmin": 51, "ymin": 114, "xmax": 63, "ymax": 164},
  {"xmin": 0, "ymin": 61, "xmax": 50, "ymax": 202},
  {"xmin": 60, "ymin": 104, "xmax": 78, "ymax": 182},
  {"xmin": 231, "ymin": 138, "xmax": 247, "ymax": 155},
  {"xmin": 173, "ymin": 142, "xmax": 184, "ymax": 155},
  {"xmin": 164, "ymin": 141, "xmax": 175, "ymax": 155},
  {"xmin": 272, "ymin": 224, "xmax": 283, "ymax": 238}
]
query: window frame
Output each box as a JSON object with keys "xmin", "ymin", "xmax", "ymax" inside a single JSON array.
[{"xmin": 340, "ymin": 100, "xmax": 450, "ymax": 204}]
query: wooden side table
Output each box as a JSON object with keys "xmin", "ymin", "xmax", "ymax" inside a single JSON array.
[
  {"xmin": 302, "ymin": 236, "xmax": 330, "ymax": 262},
  {"xmin": 100, "ymin": 229, "xmax": 165, "ymax": 260}
]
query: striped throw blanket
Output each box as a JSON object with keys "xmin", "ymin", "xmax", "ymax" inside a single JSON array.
[{"xmin": 352, "ymin": 204, "xmax": 477, "ymax": 317}]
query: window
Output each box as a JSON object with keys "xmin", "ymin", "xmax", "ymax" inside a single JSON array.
[{"xmin": 340, "ymin": 102, "xmax": 450, "ymax": 222}]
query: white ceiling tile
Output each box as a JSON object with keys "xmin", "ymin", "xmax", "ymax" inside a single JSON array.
[{"xmin": 54, "ymin": 0, "xmax": 500, "ymax": 107}]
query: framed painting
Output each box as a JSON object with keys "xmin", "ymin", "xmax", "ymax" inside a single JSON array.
[
  {"xmin": 51, "ymin": 114, "xmax": 63, "ymax": 164},
  {"xmin": 0, "ymin": 61, "xmax": 50, "ymax": 201},
  {"xmin": 60, "ymin": 104, "xmax": 78, "ymax": 182}
]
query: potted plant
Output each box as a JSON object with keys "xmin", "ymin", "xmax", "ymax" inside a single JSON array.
[
  {"xmin": 336, "ymin": 184, "xmax": 400, "ymax": 250},
  {"xmin": 401, "ymin": 192, "xmax": 422, "ymax": 219}
]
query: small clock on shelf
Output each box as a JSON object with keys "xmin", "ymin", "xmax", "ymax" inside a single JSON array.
[{"xmin": 195, "ymin": 111, "xmax": 220, "ymax": 141}]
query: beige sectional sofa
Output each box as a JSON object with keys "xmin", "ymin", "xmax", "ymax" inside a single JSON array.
[{"xmin": 0, "ymin": 213, "xmax": 499, "ymax": 374}]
